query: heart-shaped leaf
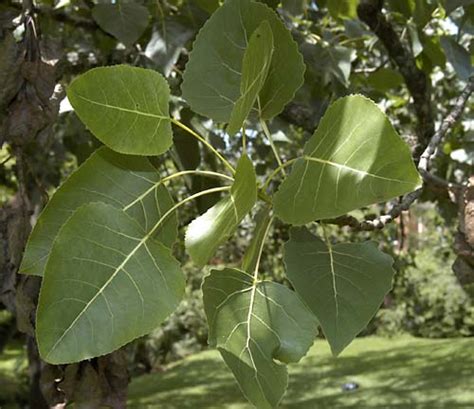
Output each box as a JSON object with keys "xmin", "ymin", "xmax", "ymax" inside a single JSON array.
[
  {"xmin": 284, "ymin": 227, "xmax": 394, "ymax": 356},
  {"xmin": 20, "ymin": 147, "xmax": 177, "ymax": 277},
  {"xmin": 181, "ymin": 0, "xmax": 305, "ymax": 123},
  {"xmin": 274, "ymin": 95, "xmax": 422, "ymax": 225},
  {"xmin": 37, "ymin": 202, "xmax": 185, "ymax": 364},
  {"xmin": 67, "ymin": 65, "xmax": 172, "ymax": 155},
  {"xmin": 92, "ymin": 3, "xmax": 149, "ymax": 45},
  {"xmin": 185, "ymin": 155, "xmax": 257, "ymax": 266},
  {"xmin": 227, "ymin": 20, "xmax": 274, "ymax": 135},
  {"xmin": 203, "ymin": 268, "xmax": 317, "ymax": 409}
]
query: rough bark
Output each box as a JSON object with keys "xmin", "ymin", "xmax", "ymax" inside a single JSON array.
[
  {"xmin": 453, "ymin": 177, "xmax": 474, "ymax": 297},
  {"xmin": 1, "ymin": 3, "xmax": 130, "ymax": 407}
]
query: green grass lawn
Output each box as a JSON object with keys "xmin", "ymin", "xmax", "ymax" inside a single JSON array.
[
  {"xmin": 128, "ymin": 336, "xmax": 474, "ymax": 409},
  {"xmin": 1, "ymin": 336, "xmax": 473, "ymax": 408}
]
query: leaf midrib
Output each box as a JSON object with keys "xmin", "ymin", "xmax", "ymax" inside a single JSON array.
[
  {"xmin": 45, "ymin": 215, "xmax": 161, "ymax": 359},
  {"xmin": 71, "ymin": 92, "xmax": 170, "ymax": 121},
  {"xmin": 302, "ymin": 156, "xmax": 415, "ymax": 185}
]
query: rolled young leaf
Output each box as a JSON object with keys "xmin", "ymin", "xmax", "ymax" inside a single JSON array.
[
  {"xmin": 227, "ymin": 20, "xmax": 274, "ymax": 135},
  {"xmin": 37, "ymin": 202, "xmax": 185, "ymax": 364},
  {"xmin": 284, "ymin": 227, "xmax": 395, "ymax": 356},
  {"xmin": 203, "ymin": 268, "xmax": 318, "ymax": 409},
  {"xmin": 20, "ymin": 147, "xmax": 177, "ymax": 277},
  {"xmin": 241, "ymin": 205, "xmax": 272, "ymax": 273},
  {"xmin": 67, "ymin": 65, "xmax": 173, "ymax": 155},
  {"xmin": 274, "ymin": 95, "xmax": 422, "ymax": 225},
  {"xmin": 181, "ymin": 0, "xmax": 305, "ymax": 123},
  {"xmin": 185, "ymin": 155, "xmax": 257, "ymax": 266}
]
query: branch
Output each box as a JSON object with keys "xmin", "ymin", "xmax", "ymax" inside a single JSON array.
[
  {"xmin": 418, "ymin": 76, "xmax": 474, "ymax": 174},
  {"xmin": 357, "ymin": 0, "xmax": 434, "ymax": 155},
  {"xmin": 329, "ymin": 77, "xmax": 474, "ymax": 231}
]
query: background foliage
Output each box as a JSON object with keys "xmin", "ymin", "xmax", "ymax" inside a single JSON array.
[{"xmin": 0, "ymin": 0, "xmax": 473, "ymax": 407}]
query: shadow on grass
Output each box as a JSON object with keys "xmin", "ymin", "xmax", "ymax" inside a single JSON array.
[{"xmin": 128, "ymin": 337, "xmax": 474, "ymax": 409}]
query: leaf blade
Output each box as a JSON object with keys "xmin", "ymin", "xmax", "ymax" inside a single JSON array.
[
  {"xmin": 227, "ymin": 20, "xmax": 274, "ymax": 135},
  {"xmin": 241, "ymin": 206, "xmax": 272, "ymax": 273},
  {"xmin": 37, "ymin": 203, "xmax": 185, "ymax": 364},
  {"xmin": 274, "ymin": 95, "xmax": 422, "ymax": 225},
  {"xmin": 67, "ymin": 65, "xmax": 173, "ymax": 155},
  {"xmin": 181, "ymin": 0, "xmax": 305, "ymax": 123},
  {"xmin": 20, "ymin": 147, "xmax": 177, "ymax": 277},
  {"xmin": 185, "ymin": 155, "xmax": 257, "ymax": 266},
  {"xmin": 92, "ymin": 3, "xmax": 149, "ymax": 45},
  {"xmin": 203, "ymin": 268, "xmax": 317, "ymax": 408},
  {"xmin": 284, "ymin": 227, "xmax": 394, "ymax": 356}
]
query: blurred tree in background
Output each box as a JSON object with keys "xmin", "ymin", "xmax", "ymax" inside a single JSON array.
[{"xmin": 0, "ymin": 0, "xmax": 473, "ymax": 407}]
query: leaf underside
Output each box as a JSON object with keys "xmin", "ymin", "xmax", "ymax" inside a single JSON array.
[
  {"xmin": 37, "ymin": 203, "xmax": 185, "ymax": 364},
  {"xmin": 181, "ymin": 0, "xmax": 305, "ymax": 123},
  {"xmin": 274, "ymin": 94, "xmax": 422, "ymax": 225},
  {"xmin": 241, "ymin": 205, "xmax": 272, "ymax": 273},
  {"xmin": 203, "ymin": 268, "xmax": 317, "ymax": 409},
  {"xmin": 92, "ymin": 3, "xmax": 150, "ymax": 45},
  {"xmin": 67, "ymin": 65, "xmax": 173, "ymax": 155},
  {"xmin": 284, "ymin": 227, "xmax": 395, "ymax": 356},
  {"xmin": 20, "ymin": 147, "xmax": 177, "ymax": 277},
  {"xmin": 185, "ymin": 155, "xmax": 257, "ymax": 267}
]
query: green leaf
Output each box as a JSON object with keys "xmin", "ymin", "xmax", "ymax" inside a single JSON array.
[
  {"xmin": 92, "ymin": 2, "xmax": 149, "ymax": 45},
  {"xmin": 443, "ymin": 0, "xmax": 474, "ymax": 14},
  {"xmin": 193, "ymin": 0, "xmax": 221, "ymax": 14},
  {"xmin": 388, "ymin": 0, "xmax": 415, "ymax": 17},
  {"xmin": 281, "ymin": 0, "xmax": 307, "ymax": 15},
  {"xmin": 327, "ymin": 0, "xmax": 359, "ymax": 19},
  {"xmin": 367, "ymin": 68, "xmax": 404, "ymax": 92},
  {"xmin": 20, "ymin": 147, "xmax": 177, "ymax": 277},
  {"xmin": 408, "ymin": 23, "xmax": 423, "ymax": 57},
  {"xmin": 227, "ymin": 20, "xmax": 274, "ymax": 135},
  {"xmin": 274, "ymin": 95, "xmax": 422, "ymax": 225},
  {"xmin": 413, "ymin": 0, "xmax": 436, "ymax": 28},
  {"xmin": 202, "ymin": 268, "xmax": 317, "ymax": 409},
  {"xmin": 308, "ymin": 44, "xmax": 355, "ymax": 87},
  {"xmin": 173, "ymin": 109, "xmax": 201, "ymax": 170},
  {"xmin": 37, "ymin": 202, "xmax": 185, "ymax": 364},
  {"xmin": 284, "ymin": 227, "xmax": 394, "ymax": 356},
  {"xmin": 440, "ymin": 36, "xmax": 473, "ymax": 80},
  {"xmin": 258, "ymin": 0, "xmax": 280, "ymax": 8},
  {"xmin": 421, "ymin": 36, "xmax": 446, "ymax": 68},
  {"xmin": 242, "ymin": 206, "xmax": 272, "ymax": 272},
  {"xmin": 181, "ymin": 0, "xmax": 305, "ymax": 123},
  {"xmin": 67, "ymin": 65, "xmax": 173, "ymax": 156},
  {"xmin": 185, "ymin": 155, "xmax": 257, "ymax": 266}
]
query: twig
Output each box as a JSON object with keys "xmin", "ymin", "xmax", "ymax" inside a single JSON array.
[{"xmin": 418, "ymin": 76, "xmax": 474, "ymax": 174}]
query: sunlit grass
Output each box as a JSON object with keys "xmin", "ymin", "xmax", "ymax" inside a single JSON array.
[
  {"xmin": 128, "ymin": 336, "xmax": 474, "ymax": 408},
  {"xmin": 1, "ymin": 336, "xmax": 472, "ymax": 408}
]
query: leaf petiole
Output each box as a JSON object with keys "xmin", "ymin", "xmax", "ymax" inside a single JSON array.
[
  {"xmin": 252, "ymin": 215, "xmax": 274, "ymax": 281},
  {"xmin": 262, "ymin": 158, "xmax": 298, "ymax": 191},
  {"xmin": 171, "ymin": 118, "xmax": 236, "ymax": 175},
  {"xmin": 146, "ymin": 186, "xmax": 232, "ymax": 237},
  {"xmin": 123, "ymin": 170, "xmax": 234, "ymax": 211},
  {"xmin": 259, "ymin": 118, "xmax": 286, "ymax": 176}
]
